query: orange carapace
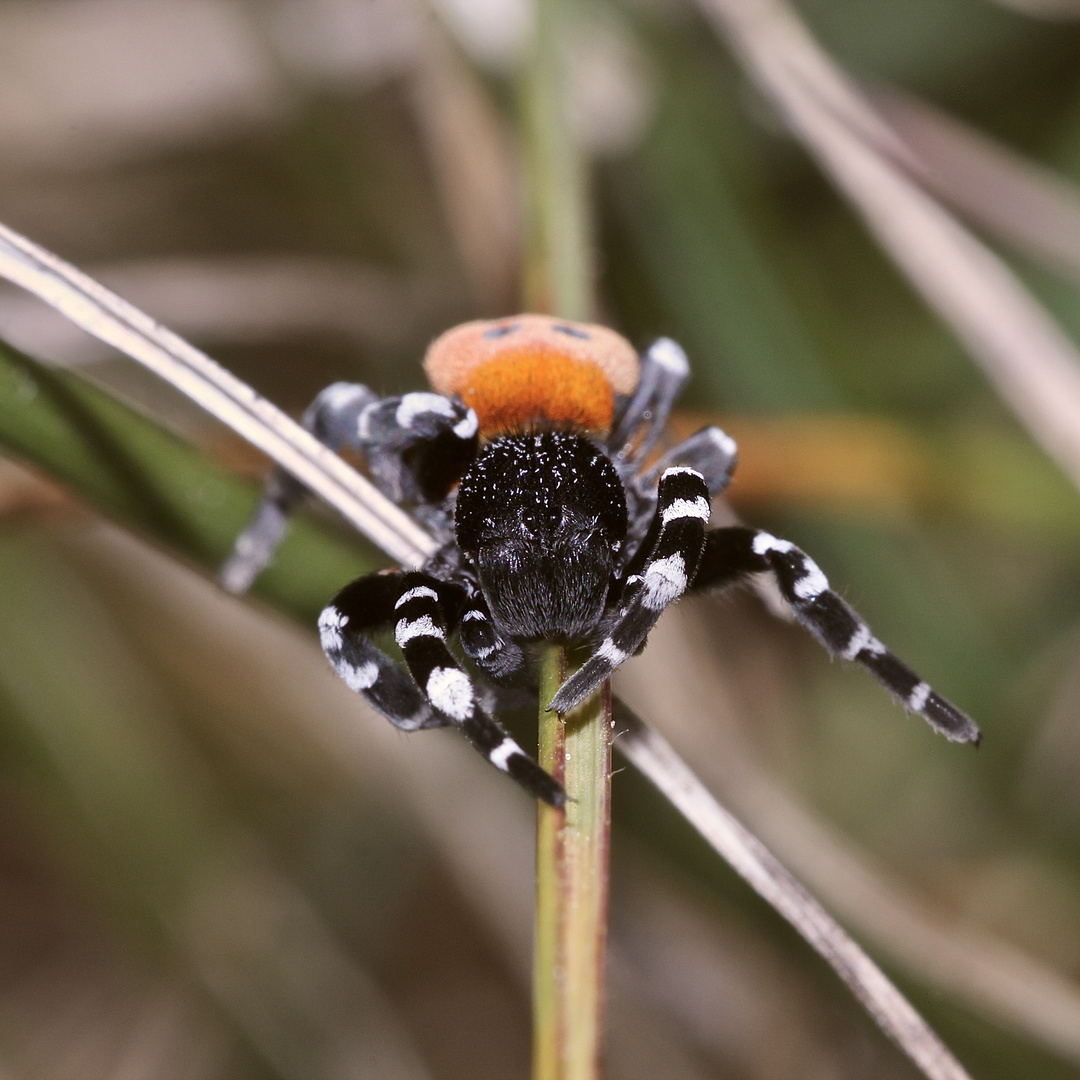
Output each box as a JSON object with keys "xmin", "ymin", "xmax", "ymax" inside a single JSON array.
[{"xmin": 423, "ymin": 314, "xmax": 640, "ymax": 438}]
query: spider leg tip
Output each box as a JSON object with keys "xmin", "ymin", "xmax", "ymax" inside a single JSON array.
[
  {"xmin": 532, "ymin": 772, "xmax": 567, "ymax": 808},
  {"xmin": 940, "ymin": 713, "xmax": 981, "ymax": 746},
  {"xmin": 548, "ymin": 689, "xmax": 581, "ymax": 715},
  {"xmin": 547, "ymin": 688, "xmax": 572, "ymax": 715}
]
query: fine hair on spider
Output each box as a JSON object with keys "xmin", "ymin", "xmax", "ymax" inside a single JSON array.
[{"xmin": 222, "ymin": 314, "xmax": 980, "ymax": 807}]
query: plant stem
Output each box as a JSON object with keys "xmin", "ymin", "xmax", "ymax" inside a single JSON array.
[
  {"xmin": 534, "ymin": 645, "xmax": 612, "ymax": 1080},
  {"xmin": 520, "ymin": 0, "xmax": 611, "ymax": 1075},
  {"xmin": 533, "ymin": 645, "xmax": 565, "ymax": 1079},
  {"xmin": 520, "ymin": 0, "xmax": 592, "ymax": 322}
]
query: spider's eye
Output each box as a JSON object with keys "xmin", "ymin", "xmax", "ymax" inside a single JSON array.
[
  {"xmin": 483, "ymin": 323, "xmax": 520, "ymax": 339},
  {"xmin": 553, "ymin": 324, "xmax": 591, "ymax": 340}
]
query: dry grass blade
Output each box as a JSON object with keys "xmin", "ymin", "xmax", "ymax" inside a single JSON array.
[
  {"xmin": 0, "ymin": 257, "xmax": 435, "ymax": 365},
  {"xmin": 621, "ymin": 607, "xmax": 1080, "ymax": 1065},
  {"xmin": 696, "ymin": 0, "xmax": 1080, "ymax": 496},
  {"xmin": 0, "ymin": 220, "xmax": 971, "ymax": 1076},
  {"xmin": 753, "ymin": 781, "xmax": 1080, "ymax": 1063},
  {"xmin": 613, "ymin": 705, "xmax": 974, "ymax": 1080},
  {"xmin": 702, "ymin": 0, "xmax": 914, "ymax": 172},
  {"xmin": 0, "ymin": 222, "xmax": 436, "ymax": 569},
  {"xmin": 875, "ymin": 89, "xmax": 1080, "ymax": 281}
]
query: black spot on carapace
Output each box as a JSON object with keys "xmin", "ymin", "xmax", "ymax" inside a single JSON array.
[
  {"xmin": 553, "ymin": 324, "xmax": 591, "ymax": 340},
  {"xmin": 483, "ymin": 323, "xmax": 520, "ymax": 339}
]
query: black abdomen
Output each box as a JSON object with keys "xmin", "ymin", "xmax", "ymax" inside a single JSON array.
[{"xmin": 455, "ymin": 432, "xmax": 628, "ymax": 642}]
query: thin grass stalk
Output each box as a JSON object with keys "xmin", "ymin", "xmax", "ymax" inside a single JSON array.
[
  {"xmin": 613, "ymin": 703, "xmax": 973, "ymax": 1080},
  {"xmin": 520, "ymin": 0, "xmax": 611, "ymax": 1074}
]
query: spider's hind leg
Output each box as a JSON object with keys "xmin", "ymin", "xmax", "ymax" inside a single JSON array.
[
  {"xmin": 319, "ymin": 573, "xmax": 438, "ymax": 733},
  {"xmin": 690, "ymin": 527, "xmax": 980, "ymax": 743},
  {"xmin": 322, "ymin": 570, "xmax": 564, "ymax": 806}
]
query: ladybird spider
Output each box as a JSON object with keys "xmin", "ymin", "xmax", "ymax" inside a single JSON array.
[{"xmin": 222, "ymin": 314, "xmax": 980, "ymax": 807}]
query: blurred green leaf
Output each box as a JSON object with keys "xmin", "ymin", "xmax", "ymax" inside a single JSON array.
[{"xmin": 0, "ymin": 339, "xmax": 383, "ymax": 623}]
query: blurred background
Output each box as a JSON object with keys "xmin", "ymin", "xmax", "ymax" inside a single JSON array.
[{"xmin": 1, "ymin": 0, "xmax": 1080, "ymax": 1076}]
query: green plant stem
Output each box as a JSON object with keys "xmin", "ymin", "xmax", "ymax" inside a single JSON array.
[
  {"xmin": 534, "ymin": 645, "xmax": 612, "ymax": 1080},
  {"xmin": 520, "ymin": 0, "xmax": 611, "ymax": 1075},
  {"xmin": 520, "ymin": 0, "xmax": 592, "ymax": 322}
]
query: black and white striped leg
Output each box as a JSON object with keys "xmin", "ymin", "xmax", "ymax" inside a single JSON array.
[
  {"xmin": 641, "ymin": 425, "xmax": 739, "ymax": 498},
  {"xmin": 357, "ymin": 392, "xmax": 479, "ymax": 505},
  {"xmin": 549, "ymin": 467, "xmax": 711, "ymax": 714},
  {"xmin": 392, "ymin": 577, "xmax": 563, "ymax": 805},
  {"xmin": 689, "ymin": 527, "xmax": 981, "ymax": 743},
  {"xmin": 222, "ymin": 382, "xmax": 379, "ymax": 593},
  {"xmin": 222, "ymin": 386, "xmax": 478, "ymax": 593},
  {"xmin": 608, "ymin": 338, "xmax": 691, "ymax": 466},
  {"xmin": 321, "ymin": 571, "xmax": 564, "ymax": 806},
  {"xmin": 319, "ymin": 571, "xmax": 445, "ymax": 732},
  {"xmin": 220, "ymin": 469, "xmax": 307, "ymax": 594},
  {"xmin": 457, "ymin": 595, "xmax": 528, "ymax": 683}
]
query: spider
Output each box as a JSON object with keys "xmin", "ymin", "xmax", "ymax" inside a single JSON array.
[{"xmin": 222, "ymin": 314, "xmax": 980, "ymax": 807}]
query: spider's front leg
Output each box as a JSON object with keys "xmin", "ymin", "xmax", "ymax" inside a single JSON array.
[
  {"xmin": 690, "ymin": 527, "xmax": 980, "ymax": 743},
  {"xmin": 608, "ymin": 337, "xmax": 690, "ymax": 466},
  {"xmin": 221, "ymin": 385, "xmax": 478, "ymax": 592},
  {"xmin": 222, "ymin": 382, "xmax": 378, "ymax": 592},
  {"xmin": 456, "ymin": 593, "xmax": 527, "ymax": 684},
  {"xmin": 320, "ymin": 570, "xmax": 564, "ymax": 806},
  {"xmin": 641, "ymin": 425, "xmax": 738, "ymax": 498},
  {"xmin": 548, "ymin": 466, "xmax": 711, "ymax": 714}
]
